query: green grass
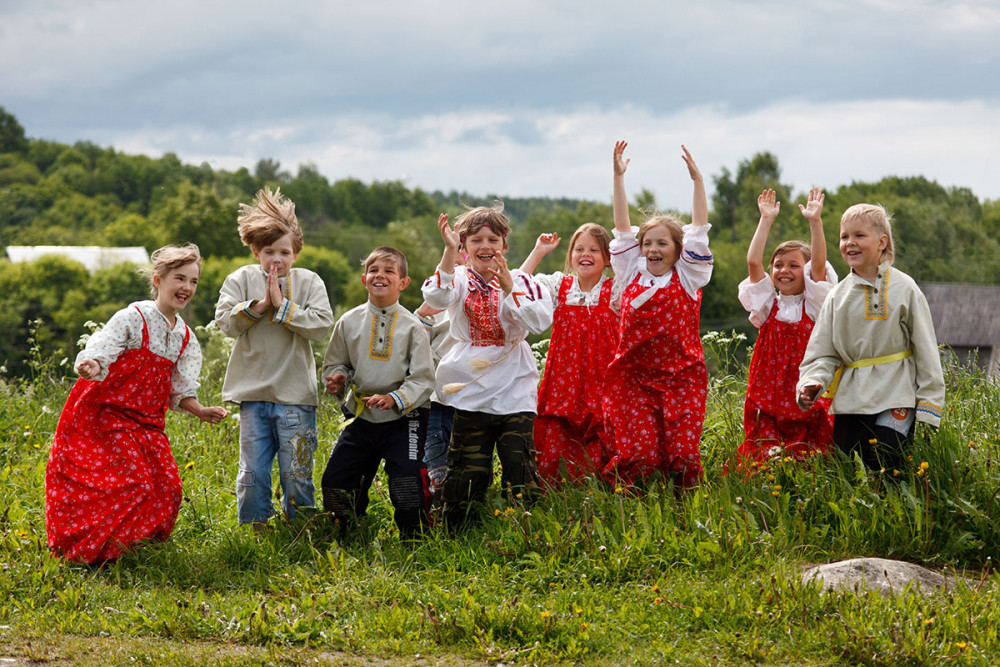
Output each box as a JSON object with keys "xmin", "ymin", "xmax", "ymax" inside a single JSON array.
[{"xmin": 1, "ymin": 329, "xmax": 999, "ymax": 665}]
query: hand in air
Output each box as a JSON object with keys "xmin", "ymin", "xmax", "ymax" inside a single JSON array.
[
  {"xmin": 799, "ymin": 187, "xmax": 825, "ymax": 224},
  {"xmin": 681, "ymin": 145, "xmax": 703, "ymax": 182},
  {"xmin": 613, "ymin": 141, "xmax": 630, "ymax": 175},
  {"xmin": 758, "ymin": 189, "xmax": 780, "ymax": 223},
  {"xmin": 438, "ymin": 213, "xmax": 460, "ymax": 250},
  {"xmin": 533, "ymin": 233, "xmax": 561, "ymax": 255}
]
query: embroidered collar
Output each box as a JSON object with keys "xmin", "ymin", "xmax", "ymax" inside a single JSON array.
[
  {"xmin": 366, "ymin": 300, "xmax": 400, "ymax": 317},
  {"xmin": 467, "ymin": 268, "xmax": 499, "ymax": 294}
]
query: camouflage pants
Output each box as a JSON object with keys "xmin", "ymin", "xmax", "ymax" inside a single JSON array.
[{"xmin": 441, "ymin": 410, "xmax": 540, "ymax": 525}]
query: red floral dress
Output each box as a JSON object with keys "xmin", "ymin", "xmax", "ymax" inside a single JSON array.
[
  {"xmin": 45, "ymin": 308, "xmax": 189, "ymax": 564},
  {"xmin": 738, "ymin": 299, "xmax": 832, "ymax": 471},
  {"xmin": 535, "ymin": 276, "xmax": 619, "ymax": 484},
  {"xmin": 602, "ymin": 272, "xmax": 706, "ymax": 487}
]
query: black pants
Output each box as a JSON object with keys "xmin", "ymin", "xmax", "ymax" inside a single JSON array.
[
  {"xmin": 321, "ymin": 408, "xmax": 429, "ymax": 537},
  {"xmin": 833, "ymin": 412, "xmax": 914, "ymax": 472}
]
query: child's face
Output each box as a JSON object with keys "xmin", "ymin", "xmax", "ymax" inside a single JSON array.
[
  {"xmin": 770, "ymin": 250, "xmax": 807, "ymax": 296},
  {"xmin": 253, "ymin": 233, "xmax": 298, "ymax": 277},
  {"xmin": 640, "ymin": 224, "xmax": 680, "ymax": 276},
  {"xmin": 463, "ymin": 226, "xmax": 507, "ymax": 276},
  {"xmin": 840, "ymin": 217, "xmax": 887, "ymax": 278},
  {"xmin": 362, "ymin": 258, "xmax": 410, "ymax": 307},
  {"xmin": 571, "ymin": 233, "xmax": 609, "ymax": 282},
  {"xmin": 154, "ymin": 262, "xmax": 200, "ymax": 318}
]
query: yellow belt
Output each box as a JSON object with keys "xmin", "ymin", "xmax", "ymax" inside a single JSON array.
[{"xmin": 823, "ymin": 348, "xmax": 913, "ymax": 399}]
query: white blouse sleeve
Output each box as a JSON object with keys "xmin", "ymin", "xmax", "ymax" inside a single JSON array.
[
  {"xmin": 676, "ymin": 223, "xmax": 714, "ymax": 297},
  {"xmin": 421, "ymin": 266, "xmax": 464, "ymax": 310},
  {"xmin": 504, "ymin": 271, "xmax": 554, "ymax": 335},
  {"xmin": 533, "ymin": 271, "xmax": 564, "ymax": 308},
  {"xmin": 169, "ymin": 329, "xmax": 202, "ymax": 410},
  {"xmin": 803, "ymin": 261, "xmax": 838, "ymax": 321},
  {"xmin": 75, "ymin": 306, "xmax": 140, "ymax": 381},
  {"xmin": 609, "ymin": 227, "xmax": 640, "ymax": 282},
  {"xmin": 738, "ymin": 275, "xmax": 776, "ymax": 328}
]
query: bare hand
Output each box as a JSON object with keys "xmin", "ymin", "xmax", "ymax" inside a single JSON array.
[
  {"xmin": 491, "ymin": 253, "xmax": 514, "ymax": 294},
  {"xmin": 267, "ymin": 265, "xmax": 283, "ymax": 306},
  {"xmin": 758, "ymin": 189, "xmax": 780, "ymax": 223},
  {"xmin": 613, "ymin": 141, "xmax": 630, "ymax": 175},
  {"xmin": 438, "ymin": 213, "xmax": 460, "ymax": 250},
  {"xmin": 799, "ymin": 187, "xmax": 825, "ymax": 224},
  {"xmin": 797, "ymin": 383, "xmax": 821, "ymax": 410},
  {"xmin": 76, "ymin": 358, "xmax": 100, "ymax": 380},
  {"xmin": 533, "ymin": 233, "xmax": 561, "ymax": 255},
  {"xmin": 364, "ymin": 394, "xmax": 397, "ymax": 411},
  {"xmin": 325, "ymin": 373, "xmax": 347, "ymax": 396},
  {"xmin": 199, "ymin": 406, "xmax": 228, "ymax": 424},
  {"xmin": 681, "ymin": 145, "xmax": 703, "ymax": 182}
]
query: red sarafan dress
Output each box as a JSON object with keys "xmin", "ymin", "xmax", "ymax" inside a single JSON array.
[
  {"xmin": 602, "ymin": 271, "xmax": 706, "ymax": 487},
  {"xmin": 46, "ymin": 308, "xmax": 189, "ymax": 564},
  {"xmin": 738, "ymin": 299, "xmax": 832, "ymax": 472},
  {"xmin": 535, "ymin": 276, "xmax": 619, "ymax": 485}
]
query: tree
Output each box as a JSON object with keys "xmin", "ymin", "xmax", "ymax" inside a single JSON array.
[
  {"xmin": 711, "ymin": 152, "xmax": 791, "ymax": 242},
  {"xmin": 0, "ymin": 106, "xmax": 28, "ymax": 154}
]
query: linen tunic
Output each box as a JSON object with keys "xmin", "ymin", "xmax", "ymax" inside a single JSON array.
[
  {"xmin": 215, "ymin": 265, "xmax": 333, "ymax": 406},
  {"xmin": 321, "ymin": 301, "xmax": 435, "ymax": 424},
  {"xmin": 421, "ymin": 266, "xmax": 553, "ymax": 415},
  {"xmin": 797, "ymin": 262, "xmax": 945, "ymax": 426}
]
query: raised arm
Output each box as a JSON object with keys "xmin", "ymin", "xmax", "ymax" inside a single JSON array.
[
  {"xmin": 613, "ymin": 141, "xmax": 632, "ymax": 234},
  {"xmin": 519, "ymin": 233, "xmax": 561, "ymax": 274},
  {"xmin": 747, "ymin": 189, "xmax": 779, "ymax": 283},
  {"xmin": 799, "ymin": 187, "xmax": 827, "ymax": 283},
  {"xmin": 436, "ymin": 213, "xmax": 461, "ymax": 274},
  {"xmin": 681, "ymin": 145, "xmax": 708, "ymax": 227}
]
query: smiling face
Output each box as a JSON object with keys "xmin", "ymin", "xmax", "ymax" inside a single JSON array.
[
  {"xmin": 770, "ymin": 249, "xmax": 807, "ymax": 296},
  {"xmin": 253, "ymin": 233, "xmax": 298, "ymax": 277},
  {"xmin": 640, "ymin": 224, "xmax": 681, "ymax": 276},
  {"xmin": 570, "ymin": 231, "xmax": 610, "ymax": 284},
  {"xmin": 154, "ymin": 261, "xmax": 200, "ymax": 320},
  {"xmin": 362, "ymin": 257, "xmax": 410, "ymax": 307},
  {"xmin": 840, "ymin": 217, "xmax": 887, "ymax": 281},
  {"xmin": 463, "ymin": 226, "xmax": 508, "ymax": 276}
]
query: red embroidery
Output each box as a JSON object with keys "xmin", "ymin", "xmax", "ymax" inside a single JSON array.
[{"xmin": 464, "ymin": 275, "xmax": 505, "ymax": 347}]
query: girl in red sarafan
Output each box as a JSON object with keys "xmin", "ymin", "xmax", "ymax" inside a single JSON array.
[
  {"xmin": 602, "ymin": 141, "xmax": 713, "ymax": 489},
  {"xmin": 519, "ymin": 223, "xmax": 623, "ymax": 486},
  {"xmin": 45, "ymin": 244, "xmax": 227, "ymax": 565},
  {"xmin": 736, "ymin": 188, "xmax": 837, "ymax": 473}
]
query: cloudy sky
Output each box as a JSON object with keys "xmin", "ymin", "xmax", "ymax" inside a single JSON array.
[{"xmin": 2, "ymin": 0, "xmax": 998, "ymax": 211}]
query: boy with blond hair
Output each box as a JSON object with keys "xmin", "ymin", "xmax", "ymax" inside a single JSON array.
[
  {"xmin": 215, "ymin": 187, "xmax": 334, "ymax": 526},
  {"xmin": 321, "ymin": 246, "xmax": 435, "ymax": 537}
]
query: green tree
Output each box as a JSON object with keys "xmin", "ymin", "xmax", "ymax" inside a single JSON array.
[
  {"xmin": 0, "ymin": 106, "xmax": 28, "ymax": 154},
  {"xmin": 152, "ymin": 183, "xmax": 244, "ymax": 258}
]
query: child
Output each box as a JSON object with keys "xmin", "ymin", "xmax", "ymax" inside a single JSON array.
[
  {"xmin": 421, "ymin": 203, "xmax": 553, "ymax": 526},
  {"xmin": 215, "ymin": 187, "xmax": 334, "ymax": 526},
  {"xmin": 797, "ymin": 204, "xmax": 945, "ymax": 471},
  {"xmin": 46, "ymin": 244, "xmax": 228, "ymax": 564},
  {"xmin": 518, "ymin": 224, "xmax": 622, "ymax": 485},
  {"xmin": 602, "ymin": 141, "xmax": 713, "ymax": 488},
  {"xmin": 736, "ymin": 188, "xmax": 837, "ymax": 471},
  {"xmin": 320, "ymin": 246, "xmax": 435, "ymax": 537},
  {"xmin": 415, "ymin": 301, "xmax": 458, "ymax": 506}
]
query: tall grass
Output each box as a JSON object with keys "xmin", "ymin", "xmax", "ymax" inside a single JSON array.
[{"xmin": 1, "ymin": 325, "xmax": 998, "ymax": 665}]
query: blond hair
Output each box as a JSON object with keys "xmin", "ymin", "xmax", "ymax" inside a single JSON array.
[
  {"xmin": 237, "ymin": 187, "xmax": 304, "ymax": 253},
  {"xmin": 842, "ymin": 203, "xmax": 894, "ymax": 265},
  {"xmin": 769, "ymin": 240, "xmax": 810, "ymax": 270},
  {"xmin": 363, "ymin": 246, "xmax": 409, "ymax": 278},
  {"xmin": 453, "ymin": 200, "xmax": 510, "ymax": 249},
  {"xmin": 146, "ymin": 243, "xmax": 201, "ymax": 298},
  {"xmin": 637, "ymin": 215, "xmax": 684, "ymax": 251},
  {"xmin": 565, "ymin": 223, "xmax": 611, "ymax": 274}
]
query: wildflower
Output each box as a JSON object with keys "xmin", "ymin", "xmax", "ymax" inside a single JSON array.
[
  {"xmin": 969, "ymin": 441, "xmax": 975, "ymax": 449},
  {"xmin": 494, "ymin": 509, "xmax": 502, "ymax": 516},
  {"xmin": 868, "ymin": 438, "xmax": 877, "ymax": 445},
  {"xmin": 772, "ymin": 490, "xmax": 781, "ymax": 497},
  {"xmin": 581, "ymin": 623, "xmax": 588, "ymax": 630},
  {"xmin": 892, "ymin": 469, "xmax": 900, "ymax": 477},
  {"xmin": 652, "ymin": 584, "xmax": 660, "ymax": 592},
  {"xmin": 540, "ymin": 611, "xmax": 551, "ymax": 619},
  {"xmin": 185, "ymin": 461, "xmax": 195, "ymax": 470},
  {"xmin": 573, "ymin": 606, "xmax": 582, "ymax": 614},
  {"xmin": 516, "ymin": 493, "xmax": 523, "ymax": 499},
  {"xmin": 767, "ymin": 446, "xmax": 781, "ymax": 459},
  {"xmin": 614, "ymin": 486, "xmax": 623, "ymax": 494},
  {"xmin": 42, "ymin": 406, "xmax": 53, "ymax": 414},
  {"xmin": 504, "ymin": 507, "xmax": 515, "ymax": 516},
  {"xmin": 653, "ymin": 597, "xmax": 662, "ymax": 604},
  {"xmin": 956, "ymin": 642, "xmax": 968, "ymax": 649},
  {"xmin": 924, "ymin": 618, "xmax": 934, "ymax": 626}
]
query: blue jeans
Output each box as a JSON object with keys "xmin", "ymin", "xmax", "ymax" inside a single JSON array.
[
  {"xmin": 237, "ymin": 401, "xmax": 318, "ymax": 524},
  {"xmin": 423, "ymin": 402, "xmax": 454, "ymax": 490}
]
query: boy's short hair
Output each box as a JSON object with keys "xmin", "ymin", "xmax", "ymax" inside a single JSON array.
[
  {"xmin": 363, "ymin": 246, "xmax": 408, "ymax": 278},
  {"xmin": 769, "ymin": 240, "xmax": 811, "ymax": 269},
  {"xmin": 454, "ymin": 200, "xmax": 510, "ymax": 247},
  {"xmin": 842, "ymin": 203, "xmax": 894, "ymax": 265},
  {"xmin": 237, "ymin": 187, "xmax": 304, "ymax": 253},
  {"xmin": 637, "ymin": 215, "xmax": 684, "ymax": 250},
  {"xmin": 565, "ymin": 222, "xmax": 611, "ymax": 274},
  {"xmin": 146, "ymin": 243, "xmax": 202, "ymax": 298}
]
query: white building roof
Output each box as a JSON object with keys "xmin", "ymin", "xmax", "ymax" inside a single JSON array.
[{"xmin": 5, "ymin": 246, "xmax": 150, "ymax": 272}]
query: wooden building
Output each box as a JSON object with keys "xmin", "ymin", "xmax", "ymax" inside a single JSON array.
[{"xmin": 922, "ymin": 282, "xmax": 1000, "ymax": 379}]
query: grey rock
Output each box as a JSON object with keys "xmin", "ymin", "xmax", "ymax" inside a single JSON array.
[{"xmin": 802, "ymin": 557, "xmax": 972, "ymax": 596}]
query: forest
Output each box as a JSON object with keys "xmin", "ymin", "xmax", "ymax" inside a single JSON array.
[{"xmin": 2, "ymin": 105, "xmax": 999, "ymax": 376}]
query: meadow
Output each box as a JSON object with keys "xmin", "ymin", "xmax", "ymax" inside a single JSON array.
[{"xmin": 1, "ymin": 327, "xmax": 999, "ymax": 666}]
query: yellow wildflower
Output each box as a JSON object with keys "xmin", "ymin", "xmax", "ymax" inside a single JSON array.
[{"xmin": 540, "ymin": 610, "xmax": 551, "ymax": 619}]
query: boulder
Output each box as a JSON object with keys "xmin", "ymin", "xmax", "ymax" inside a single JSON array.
[{"xmin": 802, "ymin": 557, "xmax": 971, "ymax": 596}]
